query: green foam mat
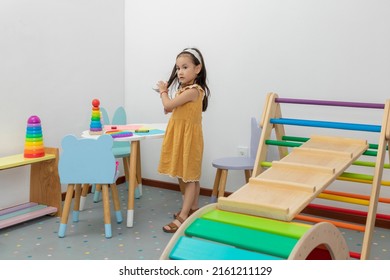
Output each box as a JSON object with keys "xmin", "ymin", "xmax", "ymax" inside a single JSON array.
[
  {"xmin": 185, "ymin": 218, "xmax": 297, "ymax": 258},
  {"xmin": 202, "ymin": 209, "xmax": 310, "ymax": 239}
]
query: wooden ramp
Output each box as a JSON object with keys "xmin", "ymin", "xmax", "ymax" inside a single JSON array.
[
  {"xmin": 161, "ymin": 94, "xmax": 388, "ymax": 260},
  {"xmin": 218, "ymin": 135, "xmax": 368, "ymax": 221},
  {"xmin": 160, "ymin": 134, "xmax": 367, "ymax": 260}
]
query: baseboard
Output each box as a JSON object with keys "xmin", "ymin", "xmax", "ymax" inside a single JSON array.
[
  {"xmin": 61, "ymin": 176, "xmax": 390, "ymax": 229},
  {"xmin": 141, "ymin": 178, "xmax": 213, "ymax": 197},
  {"xmin": 60, "ymin": 177, "xmax": 213, "ymax": 200}
]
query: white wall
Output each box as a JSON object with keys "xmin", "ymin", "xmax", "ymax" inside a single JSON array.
[
  {"xmin": 1, "ymin": 0, "xmax": 389, "ymax": 213},
  {"xmin": 125, "ymin": 0, "xmax": 390, "ymax": 198},
  {"xmin": 0, "ymin": 0, "xmax": 125, "ymax": 209}
]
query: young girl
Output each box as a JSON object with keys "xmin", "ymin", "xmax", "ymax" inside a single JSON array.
[{"xmin": 155, "ymin": 47, "xmax": 210, "ymax": 233}]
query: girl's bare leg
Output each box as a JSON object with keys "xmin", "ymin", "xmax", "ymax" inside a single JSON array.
[
  {"xmin": 192, "ymin": 181, "xmax": 200, "ymax": 209},
  {"xmin": 163, "ymin": 179, "xmax": 199, "ymax": 231},
  {"xmin": 178, "ymin": 179, "xmax": 186, "ymax": 201},
  {"xmin": 179, "ymin": 181, "xmax": 195, "ymax": 219}
]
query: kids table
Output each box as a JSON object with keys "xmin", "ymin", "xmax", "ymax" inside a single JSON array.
[{"xmin": 82, "ymin": 123, "xmax": 166, "ymax": 227}]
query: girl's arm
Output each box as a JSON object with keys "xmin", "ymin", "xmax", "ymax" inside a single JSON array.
[{"xmin": 160, "ymin": 88, "xmax": 199, "ymax": 112}]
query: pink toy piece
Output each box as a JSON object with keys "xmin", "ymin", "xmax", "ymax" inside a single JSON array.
[
  {"xmin": 28, "ymin": 115, "xmax": 41, "ymax": 124},
  {"xmin": 104, "ymin": 124, "xmax": 143, "ymax": 131}
]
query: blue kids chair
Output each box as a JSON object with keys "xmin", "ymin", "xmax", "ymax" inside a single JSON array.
[{"xmin": 58, "ymin": 134, "xmax": 122, "ymax": 238}]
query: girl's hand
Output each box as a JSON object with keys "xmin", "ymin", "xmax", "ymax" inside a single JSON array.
[{"xmin": 156, "ymin": 81, "xmax": 168, "ymax": 94}]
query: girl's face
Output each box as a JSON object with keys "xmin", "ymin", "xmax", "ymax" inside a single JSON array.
[{"xmin": 175, "ymin": 54, "xmax": 201, "ymax": 86}]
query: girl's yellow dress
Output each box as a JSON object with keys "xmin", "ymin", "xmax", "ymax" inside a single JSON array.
[{"xmin": 158, "ymin": 84, "xmax": 204, "ymax": 182}]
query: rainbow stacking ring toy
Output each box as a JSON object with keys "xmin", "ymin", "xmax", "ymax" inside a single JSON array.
[
  {"xmin": 89, "ymin": 98, "xmax": 103, "ymax": 135},
  {"xmin": 24, "ymin": 115, "xmax": 45, "ymax": 158}
]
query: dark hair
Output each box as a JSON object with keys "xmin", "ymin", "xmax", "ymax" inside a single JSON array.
[{"xmin": 166, "ymin": 48, "xmax": 210, "ymax": 112}]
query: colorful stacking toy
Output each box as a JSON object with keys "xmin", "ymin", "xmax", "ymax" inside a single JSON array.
[
  {"xmin": 24, "ymin": 115, "xmax": 45, "ymax": 158},
  {"xmin": 89, "ymin": 98, "xmax": 103, "ymax": 135}
]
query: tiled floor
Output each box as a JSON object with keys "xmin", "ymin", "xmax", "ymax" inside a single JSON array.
[{"xmin": 0, "ymin": 184, "xmax": 389, "ymax": 260}]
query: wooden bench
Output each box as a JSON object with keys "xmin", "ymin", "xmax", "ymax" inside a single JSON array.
[{"xmin": 0, "ymin": 147, "xmax": 61, "ymax": 229}]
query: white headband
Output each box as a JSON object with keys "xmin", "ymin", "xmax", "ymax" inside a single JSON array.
[{"xmin": 182, "ymin": 48, "xmax": 202, "ymax": 64}]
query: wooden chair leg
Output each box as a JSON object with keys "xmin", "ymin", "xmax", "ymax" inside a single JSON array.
[
  {"xmin": 135, "ymin": 144, "xmax": 143, "ymax": 198},
  {"xmin": 102, "ymin": 184, "xmax": 112, "ymax": 238},
  {"xmin": 58, "ymin": 184, "xmax": 75, "ymax": 238},
  {"xmin": 123, "ymin": 156, "xmax": 130, "ymax": 185},
  {"xmin": 218, "ymin": 169, "xmax": 228, "ymax": 199},
  {"xmin": 110, "ymin": 183, "xmax": 123, "ymax": 224},
  {"xmin": 72, "ymin": 184, "xmax": 82, "ymax": 222},
  {"xmin": 244, "ymin": 169, "xmax": 252, "ymax": 183},
  {"xmin": 211, "ymin": 169, "xmax": 222, "ymax": 202}
]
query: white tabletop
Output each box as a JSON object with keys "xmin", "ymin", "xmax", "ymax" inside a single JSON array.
[{"xmin": 81, "ymin": 123, "xmax": 166, "ymax": 141}]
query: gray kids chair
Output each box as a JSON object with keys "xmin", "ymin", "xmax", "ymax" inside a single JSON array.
[{"xmin": 210, "ymin": 117, "xmax": 262, "ymax": 202}]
